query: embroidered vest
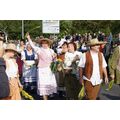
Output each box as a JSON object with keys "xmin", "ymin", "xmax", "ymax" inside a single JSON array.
[{"xmin": 84, "ymin": 51, "xmax": 103, "ymax": 80}]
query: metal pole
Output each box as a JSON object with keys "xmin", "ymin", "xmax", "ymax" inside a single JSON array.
[
  {"xmin": 5, "ymin": 33, "xmax": 8, "ymax": 43},
  {"xmin": 22, "ymin": 20, "xmax": 24, "ymax": 39}
]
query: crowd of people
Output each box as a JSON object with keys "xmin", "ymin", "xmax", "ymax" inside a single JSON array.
[{"xmin": 0, "ymin": 31, "xmax": 120, "ymax": 100}]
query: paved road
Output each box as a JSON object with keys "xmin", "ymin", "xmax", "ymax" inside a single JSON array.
[
  {"xmin": 99, "ymin": 84, "xmax": 120, "ymax": 100},
  {"xmin": 22, "ymin": 84, "xmax": 120, "ymax": 100}
]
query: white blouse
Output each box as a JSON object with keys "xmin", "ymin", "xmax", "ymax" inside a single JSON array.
[
  {"xmin": 64, "ymin": 51, "xmax": 82, "ymax": 69},
  {"xmin": 5, "ymin": 59, "xmax": 18, "ymax": 79}
]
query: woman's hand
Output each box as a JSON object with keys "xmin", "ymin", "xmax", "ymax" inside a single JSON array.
[
  {"xmin": 104, "ymin": 77, "xmax": 109, "ymax": 84},
  {"xmin": 19, "ymin": 84, "xmax": 23, "ymax": 89},
  {"xmin": 52, "ymin": 53, "xmax": 57, "ymax": 60},
  {"xmin": 110, "ymin": 74, "xmax": 115, "ymax": 80},
  {"xmin": 26, "ymin": 33, "xmax": 31, "ymax": 41},
  {"xmin": 18, "ymin": 80, "xmax": 23, "ymax": 89},
  {"xmin": 73, "ymin": 55, "xmax": 80, "ymax": 62}
]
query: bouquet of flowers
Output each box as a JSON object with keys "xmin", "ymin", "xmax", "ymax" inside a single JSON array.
[
  {"xmin": 50, "ymin": 59, "xmax": 64, "ymax": 73},
  {"xmin": 20, "ymin": 88, "xmax": 34, "ymax": 100}
]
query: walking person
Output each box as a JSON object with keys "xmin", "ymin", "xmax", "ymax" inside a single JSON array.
[
  {"xmin": 64, "ymin": 42, "xmax": 82, "ymax": 99},
  {"xmin": 27, "ymin": 33, "xmax": 57, "ymax": 100},
  {"xmin": 0, "ymin": 46, "xmax": 10, "ymax": 100},
  {"xmin": 21, "ymin": 42, "xmax": 38, "ymax": 92},
  {"xmin": 17, "ymin": 39, "xmax": 25, "ymax": 53},
  {"xmin": 56, "ymin": 42, "xmax": 68, "ymax": 97},
  {"xmin": 78, "ymin": 38, "xmax": 108, "ymax": 100},
  {"xmin": 108, "ymin": 41, "xmax": 120, "ymax": 85},
  {"xmin": 16, "ymin": 39, "xmax": 25, "ymax": 80},
  {"xmin": 57, "ymin": 42, "xmax": 68, "ymax": 86},
  {"xmin": 3, "ymin": 43, "xmax": 22, "ymax": 100}
]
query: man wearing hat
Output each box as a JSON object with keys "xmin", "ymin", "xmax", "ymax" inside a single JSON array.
[{"xmin": 78, "ymin": 38, "xmax": 108, "ymax": 100}]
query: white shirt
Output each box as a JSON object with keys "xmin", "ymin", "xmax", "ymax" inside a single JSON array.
[
  {"xmin": 78, "ymin": 51, "xmax": 107, "ymax": 86},
  {"xmin": 17, "ymin": 44, "xmax": 25, "ymax": 53},
  {"xmin": 64, "ymin": 51, "xmax": 82, "ymax": 69},
  {"xmin": 5, "ymin": 59, "xmax": 18, "ymax": 79}
]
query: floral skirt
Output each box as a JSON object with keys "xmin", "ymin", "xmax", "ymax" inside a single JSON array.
[{"xmin": 37, "ymin": 67, "xmax": 57, "ymax": 96}]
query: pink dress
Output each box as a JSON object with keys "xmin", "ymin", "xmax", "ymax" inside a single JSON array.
[{"xmin": 29, "ymin": 40, "xmax": 57, "ymax": 96}]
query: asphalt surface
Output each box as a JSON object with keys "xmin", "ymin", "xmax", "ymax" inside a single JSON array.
[
  {"xmin": 22, "ymin": 84, "xmax": 120, "ymax": 100},
  {"xmin": 99, "ymin": 84, "xmax": 120, "ymax": 100}
]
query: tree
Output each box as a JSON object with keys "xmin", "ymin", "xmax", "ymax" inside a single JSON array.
[
  {"xmin": 0, "ymin": 20, "xmax": 120, "ymax": 40},
  {"xmin": 24, "ymin": 20, "xmax": 42, "ymax": 38}
]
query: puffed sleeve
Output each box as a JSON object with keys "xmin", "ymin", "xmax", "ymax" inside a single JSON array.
[{"xmin": 29, "ymin": 39, "xmax": 41, "ymax": 54}]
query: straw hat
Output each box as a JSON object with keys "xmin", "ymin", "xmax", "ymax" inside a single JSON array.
[
  {"xmin": 38, "ymin": 38, "xmax": 53, "ymax": 45},
  {"xmin": 5, "ymin": 43, "xmax": 18, "ymax": 53},
  {"xmin": 86, "ymin": 38, "xmax": 107, "ymax": 46}
]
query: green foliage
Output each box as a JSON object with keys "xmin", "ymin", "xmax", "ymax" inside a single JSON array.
[
  {"xmin": 71, "ymin": 20, "xmax": 112, "ymax": 35},
  {"xmin": 24, "ymin": 20, "xmax": 42, "ymax": 38},
  {"xmin": 0, "ymin": 20, "xmax": 120, "ymax": 40},
  {"xmin": 0, "ymin": 20, "xmax": 42, "ymax": 40},
  {"xmin": 59, "ymin": 20, "xmax": 73, "ymax": 37},
  {"xmin": 110, "ymin": 20, "xmax": 120, "ymax": 34}
]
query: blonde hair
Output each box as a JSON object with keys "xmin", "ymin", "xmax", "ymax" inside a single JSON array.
[{"xmin": 0, "ymin": 46, "xmax": 4, "ymax": 57}]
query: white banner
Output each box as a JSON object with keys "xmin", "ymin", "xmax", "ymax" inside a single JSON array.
[{"xmin": 42, "ymin": 20, "xmax": 60, "ymax": 34}]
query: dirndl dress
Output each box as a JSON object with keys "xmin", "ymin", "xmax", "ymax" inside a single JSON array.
[{"xmin": 22, "ymin": 50, "xmax": 37, "ymax": 90}]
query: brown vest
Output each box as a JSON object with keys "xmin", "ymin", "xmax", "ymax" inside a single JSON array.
[{"xmin": 84, "ymin": 51, "xmax": 103, "ymax": 80}]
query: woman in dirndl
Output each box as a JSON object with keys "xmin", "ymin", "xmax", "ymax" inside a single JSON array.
[
  {"xmin": 56, "ymin": 42, "xmax": 68, "ymax": 96},
  {"xmin": 3, "ymin": 43, "xmax": 22, "ymax": 100},
  {"xmin": 21, "ymin": 43, "xmax": 37, "ymax": 92},
  {"xmin": 27, "ymin": 33, "xmax": 57, "ymax": 100},
  {"xmin": 64, "ymin": 42, "xmax": 82, "ymax": 100}
]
